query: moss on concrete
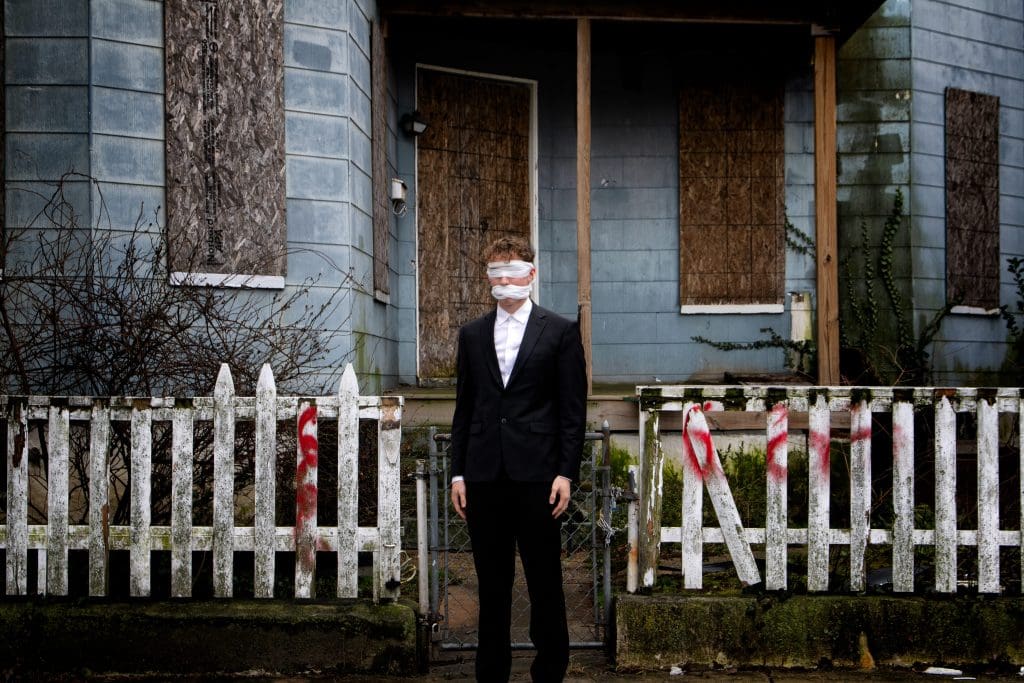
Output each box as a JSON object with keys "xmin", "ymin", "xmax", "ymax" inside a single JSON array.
[
  {"xmin": 0, "ymin": 599, "xmax": 418, "ymax": 676},
  {"xmin": 616, "ymin": 594, "xmax": 1024, "ymax": 670}
]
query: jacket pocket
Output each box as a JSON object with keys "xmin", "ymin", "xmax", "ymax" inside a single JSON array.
[{"xmin": 529, "ymin": 421, "xmax": 557, "ymax": 434}]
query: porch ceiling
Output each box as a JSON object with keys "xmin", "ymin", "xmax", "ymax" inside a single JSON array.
[{"xmin": 379, "ymin": 1, "xmax": 886, "ymax": 41}]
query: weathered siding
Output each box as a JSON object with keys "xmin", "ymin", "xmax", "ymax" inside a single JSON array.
[
  {"xmin": 4, "ymin": 0, "xmax": 91, "ymax": 249},
  {"xmin": 836, "ymin": 0, "xmax": 914, "ymax": 379},
  {"xmin": 585, "ymin": 33, "xmax": 815, "ymax": 383},
  {"xmin": 909, "ymin": 0, "xmax": 1024, "ymax": 384},
  {"xmin": 285, "ymin": 0, "xmax": 398, "ymax": 393},
  {"xmin": 90, "ymin": 0, "xmax": 164, "ymax": 235}
]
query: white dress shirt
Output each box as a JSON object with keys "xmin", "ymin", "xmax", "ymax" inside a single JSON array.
[{"xmin": 494, "ymin": 298, "xmax": 532, "ymax": 387}]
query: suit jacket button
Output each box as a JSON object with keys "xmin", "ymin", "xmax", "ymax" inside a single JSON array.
[{"xmin": 500, "ymin": 418, "xmax": 507, "ymax": 424}]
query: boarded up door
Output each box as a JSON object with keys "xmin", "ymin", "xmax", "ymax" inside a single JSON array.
[{"xmin": 417, "ymin": 69, "xmax": 532, "ymax": 383}]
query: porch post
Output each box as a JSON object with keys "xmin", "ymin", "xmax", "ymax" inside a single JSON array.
[
  {"xmin": 577, "ymin": 17, "xmax": 593, "ymax": 392},
  {"xmin": 814, "ymin": 34, "xmax": 840, "ymax": 385}
]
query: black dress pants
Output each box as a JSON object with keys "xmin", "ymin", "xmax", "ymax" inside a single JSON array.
[{"xmin": 465, "ymin": 479, "xmax": 569, "ymax": 682}]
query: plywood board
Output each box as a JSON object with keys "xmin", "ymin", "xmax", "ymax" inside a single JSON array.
[
  {"xmin": 165, "ymin": 0, "xmax": 286, "ymax": 277},
  {"xmin": 679, "ymin": 79, "xmax": 784, "ymax": 306},
  {"xmin": 416, "ymin": 69, "xmax": 531, "ymax": 381},
  {"xmin": 945, "ymin": 87, "xmax": 999, "ymax": 309}
]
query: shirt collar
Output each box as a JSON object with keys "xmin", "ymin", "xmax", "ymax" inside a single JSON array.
[{"xmin": 496, "ymin": 298, "xmax": 532, "ymax": 325}]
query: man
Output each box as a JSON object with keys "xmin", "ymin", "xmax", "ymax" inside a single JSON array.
[{"xmin": 450, "ymin": 235, "xmax": 587, "ymax": 682}]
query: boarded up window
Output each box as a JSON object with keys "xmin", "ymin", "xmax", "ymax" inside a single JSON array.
[
  {"xmin": 165, "ymin": 1, "xmax": 286, "ymax": 281},
  {"xmin": 945, "ymin": 88, "xmax": 1000, "ymax": 309},
  {"xmin": 371, "ymin": 20, "xmax": 390, "ymax": 297},
  {"xmin": 678, "ymin": 80, "xmax": 785, "ymax": 308},
  {"xmin": 1, "ymin": 12, "xmax": 5, "ymax": 248}
]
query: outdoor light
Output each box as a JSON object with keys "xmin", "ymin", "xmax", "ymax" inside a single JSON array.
[{"xmin": 400, "ymin": 111, "xmax": 428, "ymax": 136}]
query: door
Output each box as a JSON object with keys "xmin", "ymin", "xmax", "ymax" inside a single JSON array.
[{"xmin": 416, "ymin": 67, "xmax": 534, "ymax": 384}]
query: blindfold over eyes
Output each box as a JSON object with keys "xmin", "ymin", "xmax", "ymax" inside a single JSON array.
[{"xmin": 486, "ymin": 260, "xmax": 534, "ymax": 279}]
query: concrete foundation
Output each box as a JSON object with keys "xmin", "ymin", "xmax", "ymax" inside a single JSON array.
[
  {"xmin": 0, "ymin": 599, "xmax": 419, "ymax": 675},
  {"xmin": 615, "ymin": 594, "xmax": 1024, "ymax": 670}
]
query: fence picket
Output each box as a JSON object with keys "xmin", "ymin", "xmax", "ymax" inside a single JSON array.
[
  {"xmin": 892, "ymin": 400, "xmax": 915, "ymax": 592},
  {"xmin": 849, "ymin": 399, "xmax": 871, "ymax": 591},
  {"xmin": 807, "ymin": 394, "xmax": 831, "ymax": 591},
  {"xmin": 638, "ymin": 407, "xmax": 663, "ymax": 589},
  {"xmin": 683, "ymin": 404, "xmax": 760, "ymax": 586},
  {"xmin": 6, "ymin": 401, "xmax": 28, "ymax": 595},
  {"xmin": 89, "ymin": 402, "xmax": 110, "ymax": 597},
  {"xmin": 295, "ymin": 399, "xmax": 318, "ymax": 599},
  {"xmin": 254, "ymin": 364, "xmax": 276, "ymax": 599},
  {"xmin": 213, "ymin": 364, "xmax": 236, "ymax": 598},
  {"xmin": 681, "ymin": 426, "xmax": 703, "ymax": 590},
  {"xmin": 46, "ymin": 405, "xmax": 70, "ymax": 596},
  {"xmin": 337, "ymin": 365, "xmax": 359, "ymax": 598},
  {"xmin": 171, "ymin": 405, "xmax": 193, "ymax": 598},
  {"xmin": 130, "ymin": 407, "xmax": 152, "ymax": 597},
  {"xmin": 977, "ymin": 397, "xmax": 999, "ymax": 593},
  {"xmin": 378, "ymin": 398, "xmax": 403, "ymax": 601},
  {"xmin": 765, "ymin": 403, "xmax": 788, "ymax": 590},
  {"xmin": 934, "ymin": 396, "xmax": 957, "ymax": 592}
]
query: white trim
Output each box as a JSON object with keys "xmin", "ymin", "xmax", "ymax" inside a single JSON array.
[
  {"xmin": 950, "ymin": 305, "xmax": 1000, "ymax": 316},
  {"xmin": 413, "ymin": 64, "xmax": 541, "ymax": 381},
  {"xmin": 169, "ymin": 272, "xmax": 285, "ymax": 289},
  {"xmin": 680, "ymin": 303, "xmax": 785, "ymax": 315}
]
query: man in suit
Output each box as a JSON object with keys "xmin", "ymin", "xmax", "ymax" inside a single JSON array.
[{"xmin": 450, "ymin": 235, "xmax": 587, "ymax": 682}]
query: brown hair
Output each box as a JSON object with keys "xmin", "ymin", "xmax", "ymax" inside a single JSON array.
[{"xmin": 483, "ymin": 235, "xmax": 535, "ymax": 263}]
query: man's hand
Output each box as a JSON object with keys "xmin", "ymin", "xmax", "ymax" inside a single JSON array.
[
  {"xmin": 451, "ymin": 480, "xmax": 467, "ymax": 520},
  {"xmin": 549, "ymin": 476, "xmax": 571, "ymax": 518}
]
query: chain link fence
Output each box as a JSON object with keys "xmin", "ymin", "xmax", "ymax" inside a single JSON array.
[{"xmin": 426, "ymin": 428, "xmax": 613, "ymax": 652}]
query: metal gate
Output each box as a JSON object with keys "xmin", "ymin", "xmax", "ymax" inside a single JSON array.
[{"xmin": 422, "ymin": 425, "xmax": 617, "ymax": 653}]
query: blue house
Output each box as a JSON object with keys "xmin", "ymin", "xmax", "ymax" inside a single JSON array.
[{"xmin": 2, "ymin": 0, "xmax": 1021, "ymax": 394}]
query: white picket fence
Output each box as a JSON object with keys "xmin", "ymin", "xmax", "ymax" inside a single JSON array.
[
  {"xmin": 1, "ymin": 363, "xmax": 403, "ymax": 601},
  {"xmin": 630, "ymin": 385, "xmax": 1024, "ymax": 595}
]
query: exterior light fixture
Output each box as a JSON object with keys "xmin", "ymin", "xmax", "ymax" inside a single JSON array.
[{"xmin": 400, "ymin": 111, "xmax": 428, "ymax": 136}]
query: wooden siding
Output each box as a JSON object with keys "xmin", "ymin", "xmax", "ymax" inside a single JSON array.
[{"xmin": 908, "ymin": 0, "xmax": 1024, "ymax": 385}]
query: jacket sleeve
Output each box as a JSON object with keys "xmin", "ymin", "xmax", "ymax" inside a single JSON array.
[
  {"xmin": 556, "ymin": 319, "xmax": 587, "ymax": 481},
  {"xmin": 450, "ymin": 325, "xmax": 473, "ymax": 480}
]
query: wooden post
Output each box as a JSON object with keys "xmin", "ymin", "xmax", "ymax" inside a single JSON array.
[
  {"xmin": 814, "ymin": 35, "xmax": 840, "ymax": 385},
  {"xmin": 637, "ymin": 402, "xmax": 662, "ymax": 589},
  {"xmin": 576, "ymin": 18, "xmax": 593, "ymax": 393}
]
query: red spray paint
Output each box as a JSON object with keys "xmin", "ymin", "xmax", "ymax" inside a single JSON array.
[
  {"xmin": 682, "ymin": 404, "xmax": 720, "ymax": 481},
  {"xmin": 296, "ymin": 405, "xmax": 319, "ymax": 571},
  {"xmin": 766, "ymin": 403, "xmax": 788, "ymax": 482}
]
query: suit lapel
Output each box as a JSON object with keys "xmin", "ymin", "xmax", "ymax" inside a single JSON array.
[
  {"xmin": 479, "ymin": 310, "xmax": 503, "ymax": 388},
  {"xmin": 506, "ymin": 306, "xmax": 547, "ymax": 388}
]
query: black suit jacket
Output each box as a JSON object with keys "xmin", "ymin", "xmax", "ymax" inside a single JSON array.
[{"xmin": 450, "ymin": 304, "xmax": 587, "ymax": 483}]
